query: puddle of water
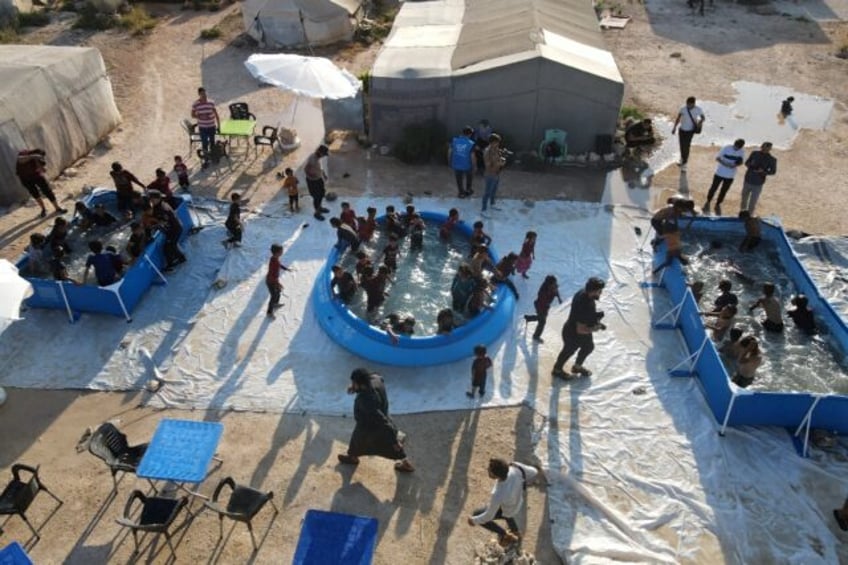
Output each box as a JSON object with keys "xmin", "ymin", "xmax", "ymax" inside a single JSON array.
[{"xmin": 634, "ymin": 81, "xmax": 833, "ymax": 178}]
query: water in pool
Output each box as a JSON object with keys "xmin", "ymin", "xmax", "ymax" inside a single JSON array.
[
  {"xmin": 336, "ymin": 219, "xmax": 476, "ymax": 335},
  {"xmin": 683, "ymin": 232, "xmax": 848, "ymax": 394},
  {"xmin": 22, "ymin": 200, "xmax": 135, "ymax": 283}
]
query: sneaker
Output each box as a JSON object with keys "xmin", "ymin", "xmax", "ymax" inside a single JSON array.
[
  {"xmin": 314, "ymin": 213, "xmax": 325, "ymax": 221},
  {"xmin": 681, "ymin": 164, "xmax": 688, "ymax": 171},
  {"xmin": 532, "ymin": 336, "xmax": 544, "ymax": 343},
  {"xmin": 491, "ymin": 205, "xmax": 502, "ymax": 211},
  {"xmin": 458, "ymin": 193, "xmax": 467, "ymax": 199},
  {"xmin": 56, "ymin": 207, "xmax": 67, "ymax": 215},
  {"xmin": 320, "ymin": 207, "xmax": 330, "ymax": 213},
  {"xmin": 551, "ymin": 368, "xmax": 568, "ymax": 379},
  {"xmin": 39, "ymin": 208, "xmax": 46, "ymax": 218},
  {"xmin": 266, "ymin": 312, "xmax": 276, "ymax": 319},
  {"xmin": 273, "ymin": 303, "xmax": 283, "ymax": 310},
  {"xmin": 834, "ymin": 509, "xmax": 848, "ymax": 531},
  {"xmin": 521, "ymin": 273, "xmax": 529, "ymax": 279},
  {"xmin": 571, "ymin": 365, "xmax": 592, "ymax": 377},
  {"xmin": 466, "ymin": 391, "xmax": 474, "ymax": 398}
]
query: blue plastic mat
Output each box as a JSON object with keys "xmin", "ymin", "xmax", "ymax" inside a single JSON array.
[
  {"xmin": 292, "ymin": 510, "xmax": 377, "ymax": 565},
  {"xmin": 0, "ymin": 542, "xmax": 33, "ymax": 565}
]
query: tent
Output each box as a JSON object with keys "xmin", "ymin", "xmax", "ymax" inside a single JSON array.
[
  {"xmin": 242, "ymin": 0, "xmax": 364, "ymax": 48},
  {"xmin": 369, "ymin": 0, "xmax": 624, "ymax": 153},
  {"xmin": 0, "ymin": 45, "xmax": 121, "ymax": 205}
]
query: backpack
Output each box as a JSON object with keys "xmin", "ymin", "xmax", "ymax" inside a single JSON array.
[{"xmin": 511, "ymin": 463, "xmax": 527, "ymax": 491}]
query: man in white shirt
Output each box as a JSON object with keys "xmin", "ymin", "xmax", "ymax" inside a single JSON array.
[
  {"xmin": 468, "ymin": 458, "xmax": 540, "ymax": 547},
  {"xmin": 671, "ymin": 96, "xmax": 705, "ymax": 169},
  {"xmin": 704, "ymin": 138, "xmax": 745, "ymax": 215}
]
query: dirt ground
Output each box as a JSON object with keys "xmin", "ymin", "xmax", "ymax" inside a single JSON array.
[{"xmin": 0, "ymin": 1, "xmax": 846, "ymax": 563}]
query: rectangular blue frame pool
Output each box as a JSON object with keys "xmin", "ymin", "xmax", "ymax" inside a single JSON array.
[
  {"xmin": 15, "ymin": 189, "xmax": 195, "ymax": 323},
  {"xmin": 651, "ymin": 217, "xmax": 848, "ymax": 448}
]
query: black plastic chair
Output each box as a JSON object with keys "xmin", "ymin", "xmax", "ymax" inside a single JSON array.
[
  {"xmin": 116, "ymin": 490, "xmax": 188, "ymax": 558},
  {"xmin": 181, "ymin": 119, "xmax": 202, "ymax": 154},
  {"xmin": 229, "ymin": 102, "xmax": 256, "ymax": 121},
  {"xmin": 253, "ymin": 126, "xmax": 280, "ymax": 163},
  {"xmin": 88, "ymin": 422, "xmax": 148, "ymax": 490},
  {"xmin": 0, "ymin": 464, "xmax": 63, "ymax": 540},
  {"xmin": 203, "ymin": 477, "xmax": 277, "ymax": 549}
]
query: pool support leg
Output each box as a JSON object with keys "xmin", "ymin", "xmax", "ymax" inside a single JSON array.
[{"xmin": 668, "ymin": 335, "xmax": 708, "ymax": 377}]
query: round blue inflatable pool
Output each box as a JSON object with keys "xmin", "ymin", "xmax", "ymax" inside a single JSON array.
[{"xmin": 312, "ymin": 211, "xmax": 516, "ymax": 366}]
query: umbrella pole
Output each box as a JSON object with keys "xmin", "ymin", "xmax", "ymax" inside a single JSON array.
[{"xmin": 290, "ymin": 96, "xmax": 300, "ymax": 126}]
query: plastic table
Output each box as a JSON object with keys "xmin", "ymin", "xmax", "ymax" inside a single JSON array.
[
  {"xmin": 0, "ymin": 542, "xmax": 33, "ymax": 565},
  {"xmin": 136, "ymin": 419, "xmax": 223, "ymax": 499},
  {"xmin": 292, "ymin": 510, "xmax": 377, "ymax": 565},
  {"xmin": 219, "ymin": 119, "xmax": 256, "ymax": 152}
]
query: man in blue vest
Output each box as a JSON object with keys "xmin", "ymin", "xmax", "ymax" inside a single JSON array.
[{"xmin": 448, "ymin": 126, "xmax": 477, "ymax": 198}]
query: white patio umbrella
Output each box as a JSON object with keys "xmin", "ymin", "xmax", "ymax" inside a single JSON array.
[
  {"xmin": 244, "ymin": 53, "xmax": 361, "ymax": 123},
  {"xmin": 0, "ymin": 259, "xmax": 33, "ymax": 406}
]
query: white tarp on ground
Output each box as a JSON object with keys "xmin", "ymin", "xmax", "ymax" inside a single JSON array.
[
  {"xmin": 242, "ymin": 0, "xmax": 362, "ymax": 48},
  {"xmin": 0, "ymin": 45, "xmax": 121, "ymax": 205},
  {"xmin": 2, "ymin": 197, "xmax": 848, "ymax": 562}
]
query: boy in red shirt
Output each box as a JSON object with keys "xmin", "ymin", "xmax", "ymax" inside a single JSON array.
[
  {"xmin": 467, "ymin": 344, "xmax": 493, "ymax": 398},
  {"xmin": 266, "ymin": 243, "xmax": 290, "ymax": 319}
]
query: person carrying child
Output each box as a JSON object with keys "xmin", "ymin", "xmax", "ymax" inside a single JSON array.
[
  {"xmin": 524, "ymin": 275, "xmax": 562, "ymax": 343},
  {"xmin": 282, "ymin": 168, "xmax": 299, "ymax": 213},
  {"xmin": 467, "ymin": 344, "xmax": 493, "ymax": 398},
  {"xmin": 515, "ymin": 231, "xmax": 536, "ymax": 279},
  {"xmin": 749, "ymin": 282, "xmax": 784, "ymax": 332}
]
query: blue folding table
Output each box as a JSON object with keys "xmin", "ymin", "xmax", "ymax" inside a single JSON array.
[
  {"xmin": 136, "ymin": 419, "xmax": 223, "ymax": 499},
  {"xmin": 0, "ymin": 542, "xmax": 33, "ymax": 565},
  {"xmin": 292, "ymin": 510, "xmax": 377, "ymax": 565}
]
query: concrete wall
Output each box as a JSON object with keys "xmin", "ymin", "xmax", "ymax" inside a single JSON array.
[{"xmin": 369, "ymin": 58, "xmax": 622, "ymax": 153}]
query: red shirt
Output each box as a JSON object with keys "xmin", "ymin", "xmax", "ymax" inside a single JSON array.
[
  {"xmin": 147, "ymin": 176, "xmax": 173, "ymax": 198},
  {"xmin": 266, "ymin": 256, "xmax": 281, "ymax": 284}
]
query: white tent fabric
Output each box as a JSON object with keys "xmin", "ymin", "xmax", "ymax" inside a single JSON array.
[
  {"xmin": 0, "ymin": 45, "xmax": 121, "ymax": 205},
  {"xmin": 242, "ymin": 0, "xmax": 363, "ymax": 48}
]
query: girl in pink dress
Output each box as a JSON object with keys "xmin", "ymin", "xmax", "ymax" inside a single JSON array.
[{"xmin": 515, "ymin": 231, "xmax": 537, "ymax": 279}]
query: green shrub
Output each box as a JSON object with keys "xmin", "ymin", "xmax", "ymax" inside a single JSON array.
[
  {"xmin": 620, "ymin": 105, "xmax": 644, "ymax": 121},
  {"xmin": 0, "ymin": 27, "xmax": 18, "ymax": 44},
  {"xmin": 200, "ymin": 26, "xmax": 221, "ymax": 39},
  {"xmin": 74, "ymin": 3, "xmax": 117, "ymax": 30},
  {"xmin": 18, "ymin": 11, "xmax": 51, "ymax": 27},
  {"xmin": 392, "ymin": 120, "xmax": 447, "ymax": 165},
  {"xmin": 118, "ymin": 5, "xmax": 156, "ymax": 35},
  {"xmin": 357, "ymin": 70, "xmax": 371, "ymax": 95}
]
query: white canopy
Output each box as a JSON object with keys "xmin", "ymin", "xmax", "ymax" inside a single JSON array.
[{"xmin": 0, "ymin": 45, "xmax": 121, "ymax": 205}]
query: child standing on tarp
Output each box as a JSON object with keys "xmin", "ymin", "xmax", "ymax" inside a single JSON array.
[
  {"xmin": 282, "ymin": 168, "xmax": 299, "ymax": 213},
  {"xmin": 265, "ymin": 243, "xmax": 290, "ymax": 319},
  {"xmin": 224, "ymin": 192, "xmax": 247, "ymax": 248},
  {"xmin": 467, "ymin": 344, "xmax": 492, "ymax": 399},
  {"xmin": 515, "ymin": 231, "xmax": 537, "ymax": 279}
]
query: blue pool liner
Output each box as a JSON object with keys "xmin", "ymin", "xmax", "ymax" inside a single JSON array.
[
  {"xmin": 312, "ymin": 211, "xmax": 516, "ymax": 367},
  {"xmin": 292, "ymin": 510, "xmax": 377, "ymax": 565},
  {"xmin": 650, "ymin": 216, "xmax": 848, "ymax": 451},
  {"xmin": 15, "ymin": 189, "xmax": 195, "ymax": 323}
]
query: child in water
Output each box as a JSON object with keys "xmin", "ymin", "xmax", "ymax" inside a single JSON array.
[
  {"xmin": 732, "ymin": 336, "xmax": 762, "ymax": 388},
  {"xmin": 749, "ymin": 282, "xmax": 784, "ymax": 332},
  {"xmin": 787, "ymin": 294, "xmax": 816, "ymax": 335},
  {"xmin": 440, "ymin": 208, "xmax": 460, "ymax": 240},
  {"xmin": 703, "ymin": 304, "xmax": 737, "ymax": 341},
  {"xmin": 738, "ymin": 210, "xmax": 762, "ymax": 252},
  {"xmin": 408, "ymin": 213, "xmax": 425, "ymax": 251}
]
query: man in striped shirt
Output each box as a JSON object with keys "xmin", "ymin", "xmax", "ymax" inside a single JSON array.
[{"xmin": 191, "ymin": 87, "xmax": 220, "ymax": 166}]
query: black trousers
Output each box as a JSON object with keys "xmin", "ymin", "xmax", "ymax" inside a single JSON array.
[
  {"xmin": 525, "ymin": 311, "xmax": 549, "ymax": 339},
  {"xmin": 454, "ymin": 169, "xmax": 473, "ymax": 195},
  {"xmin": 307, "ymin": 178, "xmax": 325, "ymax": 212},
  {"xmin": 678, "ymin": 130, "xmax": 695, "ymax": 164},
  {"xmin": 553, "ymin": 329, "xmax": 594, "ymax": 371},
  {"xmin": 266, "ymin": 280, "xmax": 281, "ymax": 315},
  {"xmin": 164, "ymin": 232, "xmax": 185, "ymax": 266},
  {"xmin": 706, "ymin": 175, "xmax": 734, "ymax": 205},
  {"xmin": 474, "ymin": 507, "xmax": 518, "ymax": 538}
]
